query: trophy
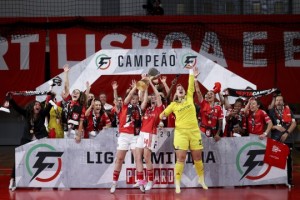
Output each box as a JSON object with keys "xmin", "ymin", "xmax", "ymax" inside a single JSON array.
[{"xmin": 136, "ymin": 68, "xmax": 160, "ymax": 91}]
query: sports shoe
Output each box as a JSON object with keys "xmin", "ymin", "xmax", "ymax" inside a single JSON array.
[
  {"xmin": 198, "ymin": 176, "xmax": 208, "ymax": 190},
  {"xmin": 132, "ymin": 180, "xmax": 146, "ymax": 188},
  {"xmin": 145, "ymin": 181, "xmax": 154, "ymax": 191},
  {"xmin": 139, "ymin": 184, "xmax": 145, "ymax": 193},
  {"xmin": 9, "ymin": 178, "xmax": 16, "ymax": 191},
  {"xmin": 110, "ymin": 183, "xmax": 117, "ymax": 194},
  {"xmin": 175, "ymin": 180, "xmax": 181, "ymax": 194},
  {"xmin": 132, "ymin": 180, "xmax": 146, "ymax": 193}
]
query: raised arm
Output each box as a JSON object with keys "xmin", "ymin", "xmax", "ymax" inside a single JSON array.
[
  {"xmin": 140, "ymin": 82, "xmax": 149, "ymax": 110},
  {"xmin": 160, "ymin": 76, "xmax": 170, "ymax": 95},
  {"xmin": 111, "ymin": 81, "xmax": 119, "ymax": 101},
  {"xmin": 186, "ymin": 66, "xmax": 197, "ymax": 102},
  {"xmin": 166, "ymin": 75, "xmax": 178, "ymax": 102},
  {"xmin": 217, "ymin": 92, "xmax": 225, "ymax": 107},
  {"xmin": 62, "ymin": 64, "xmax": 70, "ymax": 99},
  {"xmin": 268, "ymin": 96, "xmax": 275, "ymax": 110},
  {"xmin": 85, "ymin": 98, "xmax": 94, "ymax": 117},
  {"xmin": 8, "ymin": 97, "xmax": 26, "ymax": 117},
  {"xmin": 85, "ymin": 81, "xmax": 91, "ymax": 104},
  {"xmin": 223, "ymin": 89, "xmax": 231, "ymax": 110},
  {"xmin": 194, "ymin": 76, "xmax": 203, "ymax": 103},
  {"xmin": 149, "ymin": 78, "xmax": 162, "ymax": 107},
  {"xmin": 124, "ymin": 80, "xmax": 137, "ymax": 105}
]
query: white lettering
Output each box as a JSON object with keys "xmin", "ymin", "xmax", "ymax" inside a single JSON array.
[
  {"xmin": 200, "ymin": 32, "xmax": 227, "ymax": 67},
  {"xmin": 243, "ymin": 32, "xmax": 267, "ymax": 67},
  {"xmin": 0, "ymin": 37, "xmax": 9, "ymax": 70},
  {"xmin": 163, "ymin": 32, "xmax": 191, "ymax": 48},
  {"xmin": 86, "ymin": 34, "xmax": 96, "ymax": 57},
  {"xmin": 101, "ymin": 33, "xmax": 126, "ymax": 49},
  {"xmin": 284, "ymin": 31, "xmax": 300, "ymax": 67},
  {"xmin": 12, "ymin": 34, "xmax": 39, "ymax": 70},
  {"xmin": 132, "ymin": 32, "xmax": 158, "ymax": 49},
  {"xmin": 57, "ymin": 34, "xmax": 78, "ymax": 68}
]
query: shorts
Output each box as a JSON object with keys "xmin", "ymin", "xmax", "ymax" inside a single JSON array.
[
  {"xmin": 117, "ymin": 132, "xmax": 138, "ymax": 151},
  {"xmin": 174, "ymin": 128, "xmax": 203, "ymax": 151},
  {"xmin": 136, "ymin": 131, "xmax": 158, "ymax": 152}
]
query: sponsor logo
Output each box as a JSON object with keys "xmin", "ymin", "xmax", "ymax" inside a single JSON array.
[
  {"xmin": 26, "ymin": 144, "xmax": 63, "ymax": 182},
  {"xmin": 182, "ymin": 53, "xmax": 197, "ymax": 68},
  {"xmin": 126, "ymin": 168, "xmax": 174, "ymax": 185},
  {"xmin": 95, "ymin": 54, "xmax": 111, "ymax": 70},
  {"xmin": 236, "ymin": 142, "xmax": 271, "ymax": 181}
]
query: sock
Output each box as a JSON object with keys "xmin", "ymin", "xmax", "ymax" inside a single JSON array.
[
  {"xmin": 194, "ymin": 160, "xmax": 204, "ymax": 177},
  {"xmin": 113, "ymin": 170, "xmax": 120, "ymax": 182},
  {"xmin": 137, "ymin": 171, "xmax": 144, "ymax": 181},
  {"xmin": 175, "ymin": 161, "xmax": 184, "ymax": 183},
  {"xmin": 147, "ymin": 169, "xmax": 154, "ymax": 182}
]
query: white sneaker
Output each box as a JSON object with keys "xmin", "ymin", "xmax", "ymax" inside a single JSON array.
[
  {"xmin": 9, "ymin": 178, "xmax": 16, "ymax": 191},
  {"xmin": 145, "ymin": 181, "xmax": 154, "ymax": 191},
  {"xmin": 110, "ymin": 183, "xmax": 117, "ymax": 194},
  {"xmin": 139, "ymin": 184, "xmax": 145, "ymax": 193},
  {"xmin": 175, "ymin": 180, "xmax": 181, "ymax": 194},
  {"xmin": 198, "ymin": 176, "xmax": 208, "ymax": 190},
  {"xmin": 9, "ymin": 178, "xmax": 13, "ymax": 190},
  {"xmin": 132, "ymin": 179, "xmax": 146, "ymax": 188}
]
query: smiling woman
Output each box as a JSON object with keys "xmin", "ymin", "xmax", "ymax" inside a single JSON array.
[
  {"xmin": 60, "ymin": 64, "xmax": 86, "ymax": 143},
  {"xmin": 7, "ymin": 94, "xmax": 53, "ymax": 191}
]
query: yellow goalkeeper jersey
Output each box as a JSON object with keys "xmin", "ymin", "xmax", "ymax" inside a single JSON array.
[{"xmin": 162, "ymin": 75, "xmax": 198, "ymax": 130}]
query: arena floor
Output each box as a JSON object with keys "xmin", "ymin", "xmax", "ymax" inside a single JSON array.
[{"xmin": 1, "ymin": 145, "xmax": 300, "ymax": 200}]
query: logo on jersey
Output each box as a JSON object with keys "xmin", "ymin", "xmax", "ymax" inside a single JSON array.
[
  {"xmin": 26, "ymin": 144, "xmax": 64, "ymax": 182},
  {"xmin": 236, "ymin": 142, "xmax": 271, "ymax": 181},
  {"xmin": 95, "ymin": 54, "xmax": 111, "ymax": 70}
]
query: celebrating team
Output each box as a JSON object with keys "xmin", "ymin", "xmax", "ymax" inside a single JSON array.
[{"xmin": 7, "ymin": 63, "xmax": 297, "ymax": 193}]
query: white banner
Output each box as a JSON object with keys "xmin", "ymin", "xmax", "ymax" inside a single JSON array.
[
  {"xmin": 36, "ymin": 49, "xmax": 256, "ymax": 103},
  {"xmin": 15, "ymin": 128, "xmax": 287, "ymax": 188}
]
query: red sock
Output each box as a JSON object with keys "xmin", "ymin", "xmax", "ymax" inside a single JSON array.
[
  {"xmin": 113, "ymin": 170, "xmax": 120, "ymax": 182},
  {"xmin": 137, "ymin": 171, "xmax": 144, "ymax": 181},
  {"xmin": 147, "ymin": 169, "xmax": 154, "ymax": 181}
]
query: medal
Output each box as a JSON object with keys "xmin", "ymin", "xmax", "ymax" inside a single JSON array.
[
  {"xmin": 56, "ymin": 118, "xmax": 60, "ymax": 125},
  {"xmin": 208, "ymin": 120, "xmax": 212, "ymax": 124},
  {"xmin": 276, "ymin": 119, "xmax": 281, "ymax": 126},
  {"xmin": 30, "ymin": 129, "xmax": 34, "ymax": 134}
]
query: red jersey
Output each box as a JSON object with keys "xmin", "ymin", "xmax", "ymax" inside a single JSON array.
[
  {"xmin": 199, "ymin": 100, "xmax": 224, "ymax": 133},
  {"xmin": 167, "ymin": 113, "xmax": 176, "ymax": 128},
  {"xmin": 141, "ymin": 105, "xmax": 164, "ymax": 134},
  {"xmin": 247, "ymin": 109, "xmax": 271, "ymax": 135},
  {"xmin": 119, "ymin": 104, "xmax": 142, "ymax": 135},
  {"xmin": 86, "ymin": 111, "xmax": 111, "ymax": 132}
]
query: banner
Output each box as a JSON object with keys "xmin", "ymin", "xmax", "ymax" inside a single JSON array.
[
  {"xmin": 36, "ymin": 48, "xmax": 256, "ymax": 103},
  {"xmin": 48, "ymin": 24, "xmax": 300, "ymax": 104},
  {"xmin": 0, "ymin": 33, "xmax": 46, "ymax": 105},
  {"xmin": 15, "ymin": 128, "xmax": 287, "ymax": 188}
]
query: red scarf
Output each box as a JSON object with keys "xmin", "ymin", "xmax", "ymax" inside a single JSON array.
[{"xmin": 282, "ymin": 105, "xmax": 292, "ymax": 123}]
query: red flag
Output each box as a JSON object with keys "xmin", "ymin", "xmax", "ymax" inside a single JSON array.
[{"xmin": 264, "ymin": 138, "xmax": 290, "ymax": 169}]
